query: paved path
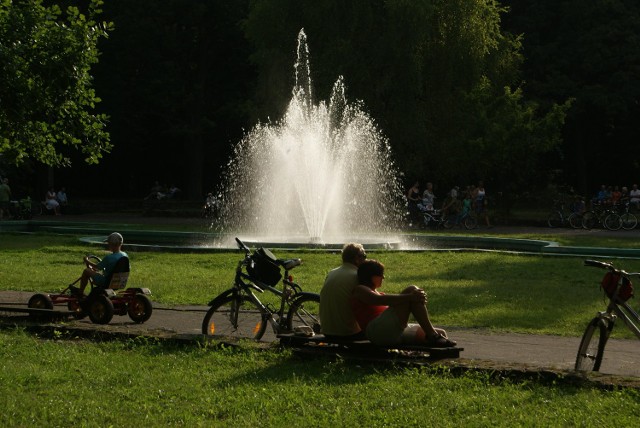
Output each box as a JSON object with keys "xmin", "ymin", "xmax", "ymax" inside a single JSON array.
[{"xmin": 1, "ymin": 291, "xmax": 638, "ymax": 381}]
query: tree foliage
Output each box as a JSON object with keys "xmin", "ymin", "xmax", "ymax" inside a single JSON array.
[
  {"xmin": 244, "ymin": 0, "xmax": 568, "ymax": 194},
  {"xmin": 0, "ymin": 0, "xmax": 112, "ymax": 167},
  {"xmin": 502, "ymin": 0, "xmax": 640, "ymax": 194}
]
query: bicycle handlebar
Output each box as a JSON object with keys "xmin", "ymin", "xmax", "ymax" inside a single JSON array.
[
  {"xmin": 584, "ymin": 259, "xmax": 640, "ymax": 277},
  {"xmin": 235, "ymin": 237, "xmax": 250, "ymax": 253},
  {"xmin": 584, "ymin": 259, "xmax": 613, "ymax": 270}
]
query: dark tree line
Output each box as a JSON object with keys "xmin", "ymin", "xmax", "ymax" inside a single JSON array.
[
  {"xmin": 3, "ymin": 0, "xmax": 638, "ymax": 202},
  {"xmin": 502, "ymin": 0, "xmax": 640, "ymax": 195}
]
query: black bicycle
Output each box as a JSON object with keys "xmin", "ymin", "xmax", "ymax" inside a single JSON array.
[
  {"xmin": 547, "ymin": 199, "xmax": 583, "ymax": 229},
  {"xmin": 201, "ymin": 238, "xmax": 320, "ymax": 341}
]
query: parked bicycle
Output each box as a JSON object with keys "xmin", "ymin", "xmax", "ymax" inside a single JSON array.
[
  {"xmin": 547, "ymin": 199, "xmax": 583, "ymax": 229},
  {"xmin": 581, "ymin": 203, "xmax": 620, "ymax": 230},
  {"xmin": 420, "ymin": 208, "xmax": 454, "ymax": 229},
  {"xmin": 419, "ymin": 207, "xmax": 477, "ymax": 230},
  {"xmin": 604, "ymin": 202, "xmax": 638, "ymax": 231},
  {"xmin": 9, "ymin": 198, "xmax": 37, "ymax": 220},
  {"xmin": 575, "ymin": 260, "xmax": 640, "ymax": 372},
  {"xmin": 201, "ymin": 238, "xmax": 320, "ymax": 341},
  {"xmin": 618, "ymin": 202, "xmax": 638, "ymax": 230}
]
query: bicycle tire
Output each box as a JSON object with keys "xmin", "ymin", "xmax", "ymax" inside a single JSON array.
[
  {"xmin": 568, "ymin": 212, "xmax": 583, "ymax": 229},
  {"xmin": 286, "ymin": 293, "xmax": 321, "ymax": 334},
  {"xmin": 443, "ymin": 215, "xmax": 455, "ymax": 229},
  {"xmin": 201, "ymin": 295, "xmax": 268, "ymax": 340},
  {"xmin": 604, "ymin": 213, "xmax": 622, "ymax": 231},
  {"xmin": 547, "ymin": 211, "xmax": 563, "ymax": 228},
  {"xmin": 581, "ymin": 211, "xmax": 598, "ymax": 229},
  {"xmin": 464, "ymin": 214, "xmax": 478, "ymax": 230},
  {"xmin": 620, "ymin": 212, "xmax": 638, "ymax": 230},
  {"xmin": 575, "ymin": 317, "xmax": 609, "ymax": 372}
]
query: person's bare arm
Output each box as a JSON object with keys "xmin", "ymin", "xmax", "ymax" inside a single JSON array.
[{"xmin": 352, "ymin": 285, "xmax": 424, "ymax": 306}]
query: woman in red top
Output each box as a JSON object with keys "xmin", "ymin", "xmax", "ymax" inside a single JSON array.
[{"xmin": 350, "ymin": 259, "xmax": 455, "ymax": 347}]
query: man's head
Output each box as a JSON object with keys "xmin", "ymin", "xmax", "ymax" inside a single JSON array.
[
  {"xmin": 341, "ymin": 243, "xmax": 366, "ymax": 266},
  {"xmin": 104, "ymin": 232, "xmax": 124, "ymax": 250}
]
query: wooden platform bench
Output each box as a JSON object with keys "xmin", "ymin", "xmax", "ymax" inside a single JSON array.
[{"xmin": 278, "ymin": 333, "xmax": 463, "ymax": 362}]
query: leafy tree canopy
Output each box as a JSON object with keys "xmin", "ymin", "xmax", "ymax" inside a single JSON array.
[{"xmin": 0, "ymin": 0, "xmax": 112, "ymax": 167}]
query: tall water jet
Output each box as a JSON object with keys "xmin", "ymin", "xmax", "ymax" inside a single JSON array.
[{"xmin": 215, "ymin": 30, "xmax": 404, "ymax": 245}]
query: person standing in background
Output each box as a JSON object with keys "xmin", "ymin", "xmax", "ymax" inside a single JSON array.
[{"xmin": 0, "ymin": 178, "xmax": 11, "ymax": 220}]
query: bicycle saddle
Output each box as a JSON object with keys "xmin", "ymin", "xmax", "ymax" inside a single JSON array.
[{"xmin": 281, "ymin": 259, "xmax": 302, "ymax": 270}]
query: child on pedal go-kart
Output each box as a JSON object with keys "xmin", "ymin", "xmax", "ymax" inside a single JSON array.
[{"xmin": 71, "ymin": 232, "xmax": 127, "ymax": 297}]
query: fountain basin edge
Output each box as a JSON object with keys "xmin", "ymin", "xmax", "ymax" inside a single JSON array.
[{"xmin": 2, "ymin": 221, "xmax": 640, "ymax": 258}]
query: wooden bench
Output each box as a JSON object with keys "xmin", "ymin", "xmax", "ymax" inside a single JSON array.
[{"xmin": 278, "ymin": 333, "xmax": 463, "ymax": 361}]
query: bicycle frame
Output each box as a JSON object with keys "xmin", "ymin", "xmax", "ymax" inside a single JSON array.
[
  {"xmin": 599, "ymin": 295, "xmax": 640, "ymax": 339},
  {"xmin": 234, "ymin": 266, "xmax": 307, "ymax": 334}
]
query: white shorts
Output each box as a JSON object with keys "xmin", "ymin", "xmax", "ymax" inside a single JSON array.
[{"xmin": 366, "ymin": 309, "xmax": 422, "ymax": 346}]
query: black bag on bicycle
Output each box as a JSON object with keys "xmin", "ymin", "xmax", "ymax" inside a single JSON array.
[{"xmin": 248, "ymin": 247, "xmax": 282, "ymax": 286}]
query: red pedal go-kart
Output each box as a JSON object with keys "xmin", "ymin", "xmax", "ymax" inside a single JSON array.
[{"xmin": 27, "ymin": 255, "xmax": 153, "ymax": 325}]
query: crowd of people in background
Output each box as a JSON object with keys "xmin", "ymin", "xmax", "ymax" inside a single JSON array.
[
  {"xmin": 588, "ymin": 184, "xmax": 640, "ymax": 211},
  {"xmin": 144, "ymin": 181, "xmax": 182, "ymax": 201},
  {"xmin": 406, "ymin": 180, "xmax": 492, "ymax": 228},
  {"xmin": 0, "ymin": 174, "xmax": 70, "ymax": 220}
]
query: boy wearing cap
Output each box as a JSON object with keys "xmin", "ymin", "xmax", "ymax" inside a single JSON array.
[{"xmin": 72, "ymin": 232, "xmax": 128, "ymax": 296}]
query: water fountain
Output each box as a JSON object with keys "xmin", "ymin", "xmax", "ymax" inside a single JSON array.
[{"xmin": 214, "ymin": 29, "xmax": 404, "ymax": 248}]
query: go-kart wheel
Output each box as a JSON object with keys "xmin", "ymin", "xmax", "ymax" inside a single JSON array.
[
  {"xmin": 28, "ymin": 293, "xmax": 53, "ymax": 310},
  {"xmin": 67, "ymin": 300, "xmax": 87, "ymax": 319},
  {"xmin": 87, "ymin": 295, "xmax": 114, "ymax": 324},
  {"xmin": 127, "ymin": 294, "xmax": 153, "ymax": 323},
  {"xmin": 28, "ymin": 294, "xmax": 53, "ymax": 320}
]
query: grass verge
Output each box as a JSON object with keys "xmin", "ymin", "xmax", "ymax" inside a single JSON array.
[
  {"xmin": 1, "ymin": 328, "xmax": 639, "ymax": 427},
  {"xmin": 2, "ymin": 233, "xmax": 639, "ymax": 337}
]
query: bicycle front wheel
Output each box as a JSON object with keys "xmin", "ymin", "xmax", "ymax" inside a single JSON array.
[
  {"xmin": 575, "ymin": 317, "xmax": 609, "ymax": 372},
  {"xmin": 620, "ymin": 212, "xmax": 638, "ymax": 230},
  {"xmin": 286, "ymin": 293, "xmax": 321, "ymax": 334},
  {"xmin": 581, "ymin": 211, "xmax": 598, "ymax": 229},
  {"xmin": 464, "ymin": 214, "xmax": 478, "ymax": 230},
  {"xmin": 547, "ymin": 211, "xmax": 563, "ymax": 228},
  {"xmin": 202, "ymin": 295, "xmax": 268, "ymax": 341}
]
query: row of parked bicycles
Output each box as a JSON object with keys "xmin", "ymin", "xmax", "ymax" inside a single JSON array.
[{"xmin": 547, "ymin": 200, "xmax": 638, "ymax": 230}]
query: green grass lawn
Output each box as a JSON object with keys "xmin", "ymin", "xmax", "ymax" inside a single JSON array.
[
  {"xmin": 1, "ymin": 232, "xmax": 640, "ymax": 426},
  {"xmin": 1, "ymin": 329, "xmax": 639, "ymax": 427},
  {"xmin": 2, "ymin": 233, "xmax": 639, "ymax": 337}
]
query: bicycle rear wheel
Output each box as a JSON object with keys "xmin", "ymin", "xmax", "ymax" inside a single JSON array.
[
  {"xmin": 202, "ymin": 295, "xmax": 268, "ymax": 341},
  {"xmin": 568, "ymin": 212, "xmax": 583, "ymax": 229},
  {"xmin": 620, "ymin": 212, "xmax": 638, "ymax": 230},
  {"xmin": 286, "ymin": 293, "xmax": 321, "ymax": 334},
  {"xmin": 575, "ymin": 317, "xmax": 609, "ymax": 372},
  {"xmin": 604, "ymin": 213, "xmax": 622, "ymax": 231},
  {"xmin": 547, "ymin": 211, "xmax": 563, "ymax": 228}
]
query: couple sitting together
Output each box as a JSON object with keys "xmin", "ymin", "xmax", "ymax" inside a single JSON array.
[{"xmin": 319, "ymin": 243, "xmax": 456, "ymax": 348}]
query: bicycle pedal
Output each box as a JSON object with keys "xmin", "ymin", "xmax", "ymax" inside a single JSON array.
[{"xmin": 293, "ymin": 326, "xmax": 315, "ymax": 337}]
